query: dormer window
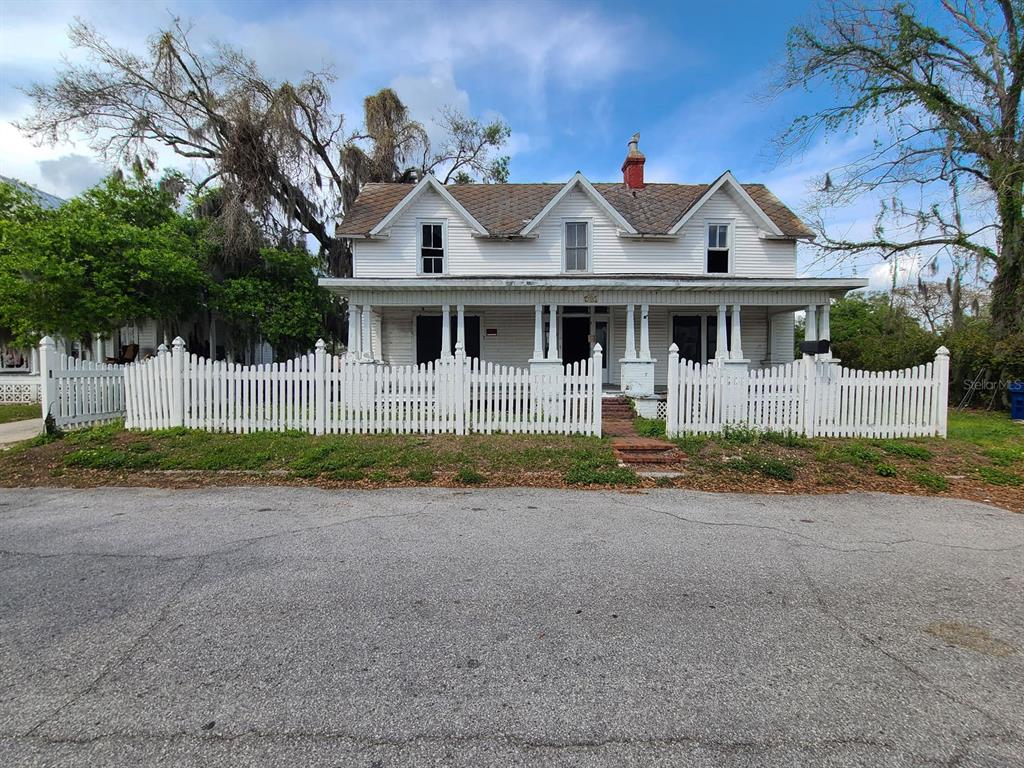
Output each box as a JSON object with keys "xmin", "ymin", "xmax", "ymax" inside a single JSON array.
[
  {"xmin": 420, "ymin": 221, "xmax": 445, "ymax": 274},
  {"xmin": 564, "ymin": 221, "xmax": 589, "ymax": 272},
  {"xmin": 707, "ymin": 222, "xmax": 730, "ymax": 274}
]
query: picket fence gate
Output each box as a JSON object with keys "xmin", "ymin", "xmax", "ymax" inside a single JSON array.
[
  {"xmin": 665, "ymin": 345, "xmax": 950, "ymax": 439},
  {"xmin": 124, "ymin": 338, "xmax": 603, "ymax": 436},
  {"xmin": 38, "ymin": 336, "xmax": 126, "ymax": 428}
]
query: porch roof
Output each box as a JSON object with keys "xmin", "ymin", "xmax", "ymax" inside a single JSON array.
[{"xmin": 320, "ymin": 275, "xmax": 868, "ymax": 308}]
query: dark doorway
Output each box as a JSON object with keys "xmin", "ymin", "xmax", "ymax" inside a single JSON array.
[
  {"xmin": 672, "ymin": 316, "xmax": 701, "ymax": 362},
  {"xmin": 562, "ymin": 316, "xmax": 591, "ymax": 368},
  {"xmin": 416, "ymin": 315, "xmax": 480, "ymax": 364}
]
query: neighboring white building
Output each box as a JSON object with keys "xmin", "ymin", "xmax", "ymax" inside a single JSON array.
[{"xmin": 320, "ymin": 136, "xmax": 867, "ymax": 408}]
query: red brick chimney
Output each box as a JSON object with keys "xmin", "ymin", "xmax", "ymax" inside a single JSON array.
[{"xmin": 621, "ymin": 132, "xmax": 645, "ymax": 189}]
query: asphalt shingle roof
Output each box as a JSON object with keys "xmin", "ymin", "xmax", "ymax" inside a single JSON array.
[{"xmin": 338, "ymin": 179, "xmax": 814, "ymax": 239}]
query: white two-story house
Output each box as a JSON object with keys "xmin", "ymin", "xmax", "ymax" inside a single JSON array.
[{"xmin": 320, "ymin": 136, "xmax": 867, "ymax": 411}]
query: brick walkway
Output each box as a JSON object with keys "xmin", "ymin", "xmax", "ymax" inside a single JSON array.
[{"xmin": 602, "ymin": 397, "xmax": 684, "ymax": 468}]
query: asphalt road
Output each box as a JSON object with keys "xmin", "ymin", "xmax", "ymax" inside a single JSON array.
[{"xmin": 1, "ymin": 487, "xmax": 1022, "ymax": 767}]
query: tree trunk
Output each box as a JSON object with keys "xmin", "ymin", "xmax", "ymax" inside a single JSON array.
[{"xmin": 990, "ymin": 188, "xmax": 1024, "ymax": 337}]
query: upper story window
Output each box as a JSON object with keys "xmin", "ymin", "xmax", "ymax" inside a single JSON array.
[
  {"xmin": 706, "ymin": 222, "xmax": 730, "ymax": 274},
  {"xmin": 420, "ymin": 221, "xmax": 445, "ymax": 274},
  {"xmin": 564, "ymin": 221, "xmax": 589, "ymax": 272}
]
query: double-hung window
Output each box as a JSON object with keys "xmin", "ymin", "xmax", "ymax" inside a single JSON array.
[
  {"xmin": 706, "ymin": 222, "xmax": 730, "ymax": 274},
  {"xmin": 564, "ymin": 221, "xmax": 589, "ymax": 272},
  {"xmin": 420, "ymin": 221, "xmax": 445, "ymax": 274}
]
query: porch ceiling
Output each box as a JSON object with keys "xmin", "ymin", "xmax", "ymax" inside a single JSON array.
[{"xmin": 319, "ymin": 275, "xmax": 867, "ymax": 308}]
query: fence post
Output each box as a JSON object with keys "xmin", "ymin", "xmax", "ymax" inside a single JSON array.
[
  {"xmin": 803, "ymin": 353, "xmax": 817, "ymax": 438},
  {"xmin": 592, "ymin": 343, "xmax": 603, "ymax": 436},
  {"xmin": 314, "ymin": 339, "xmax": 327, "ymax": 435},
  {"xmin": 454, "ymin": 341, "xmax": 466, "ymax": 435},
  {"xmin": 666, "ymin": 343, "xmax": 679, "ymax": 438},
  {"xmin": 171, "ymin": 337, "xmax": 186, "ymax": 427},
  {"xmin": 38, "ymin": 336, "xmax": 57, "ymax": 422},
  {"xmin": 934, "ymin": 345, "xmax": 950, "ymax": 437}
]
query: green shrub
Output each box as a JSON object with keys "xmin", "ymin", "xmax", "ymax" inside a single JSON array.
[
  {"xmin": 64, "ymin": 446, "xmax": 162, "ymax": 470},
  {"xmin": 564, "ymin": 457, "xmax": 638, "ymax": 486},
  {"xmin": 875, "ymin": 462, "xmax": 898, "ymax": 477},
  {"xmin": 634, "ymin": 417, "xmax": 666, "ymax": 437},
  {"xmin": 977, "ymin": 466, "xmax": 1023, "ymax": 487},
  {"xmin": 911, "ymin": 470, "xmax": 949, "ymax": 492},
  {"xmin": 984, "ymin": 447, "xmax": 1024, "ymax": 466},
  {"xmin": 673, "ymin": 433, "xmax": 711, "ymax": 455},
  {"xmin": 875, "ymin": 441, "xmax": 933, "ymax": 461},
  {"xmin": 726, "ymin": 453, "xmax": 797, "ymax": 481},
  {"xmin": 455, "ymin": 466, "xmax": 486, "ymax": 485},
  {"xmin": 722, "ymin": 424, "xmax": 762, "ymax": 444},
  {"xmin": 763, "ymin": 430, "xmax": 811, "ymax": 448}
]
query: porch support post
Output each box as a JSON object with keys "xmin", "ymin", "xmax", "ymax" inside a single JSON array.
[
  {"xmin": 441, "ymin": 304, "xmax": 452, "ymax": 358},
  {"xmin": 639, "ymin": 304, "xmax": 651, "ymax": 360},
  {"xmin": 804, "ymin": 304, "xmax": 817, "ymax": 359},
  {"xmin": 819, "ymin": 302, "xmax": 830, "ymax": 343},
  {"xmin": 532, "ymin": 304, "xmax": 544, "ymax": 360},
  {"xmin": 546, "ymin": 304, "xmax": 559, "ymax": 361},
  {"xmin": 347, "ymin": 302, "xmax": 359, "ymax": 357},
  {"xmin": 620, "ymin": 303, "xmax": 654, "ymax": 400},
  {"xmin": 625, "ymin": 304, "xmax": 637, "ymax": 359},
  {"xmin": 715, "ymin": 304, "xmax": 728, "ymax": 361},
  {"xmin": 93, "ymin": 333, "xmax": 103, "ymax": 363},
  {"xmin": 361, "ymin": 304, "xmax": 373, "ymax": 361},
  {"xmin": 456, "ymin": 304, "xmax": 465, "ymax": 355},
  {"xmin": 723, "ymin": 304, "xmax": 749, "ymax": 374},
  {"xmin": 817, "ymin": 300, "xmax": 839, "ymax": 368},
  {"xmin": 729, "ymin": 305, "xmax": 743, "ymax": 360}
]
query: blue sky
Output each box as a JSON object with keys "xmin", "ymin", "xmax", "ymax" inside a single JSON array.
[{"xmin": 0, "ymin": 0, "xmax": 915, "ymax": 287}]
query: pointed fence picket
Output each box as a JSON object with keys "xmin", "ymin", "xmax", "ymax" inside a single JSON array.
[
  {"xmin": 122, "ymin": 339, "xmax": 603, "ymax": 436},
  {"xmin": 666, "ymin": 345, "xmax": 950, "ymax": 438}
]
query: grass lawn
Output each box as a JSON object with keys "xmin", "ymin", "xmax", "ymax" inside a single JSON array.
[
  {"xmin": 0, "ymin": 409, "xmax": 1020, "ymax": 510},
  {"xmin": 645, "ymin": 409, "xmax": 1023, "ymax": 512},
  {"xmin": 0, "ymin": 403, "xmax": 40, "ymax": 424},
  {"xmin": 0, "ymin": 424, "xmax": 635, "ymax": 488}
]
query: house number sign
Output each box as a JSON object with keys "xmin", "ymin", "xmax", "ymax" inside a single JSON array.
[{"xmin": 582, "ymin": 293, "xmax": 598, "ymax": 303}]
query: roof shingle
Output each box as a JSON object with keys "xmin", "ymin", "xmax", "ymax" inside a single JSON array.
[{"xmin": 337, "ymin": 179, "xmax": 813, "ymax": 239}]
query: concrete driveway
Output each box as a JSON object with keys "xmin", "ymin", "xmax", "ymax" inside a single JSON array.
[
  {"xmin": 1, "ymin": 488, "xmax": 1022, "ymax": 767},
  {"xmin": 0, "ymin": 418, "xmax": 42, "ymax": 449}
]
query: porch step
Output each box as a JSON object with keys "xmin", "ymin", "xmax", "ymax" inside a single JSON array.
[{"xmin": 611, "ymin": 437, "xmax": 685, "ymax": 468}]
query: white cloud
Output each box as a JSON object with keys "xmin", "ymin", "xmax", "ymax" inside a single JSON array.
[{"xmin": 38, "ymin": 153, "xmax": 107, "ymax": 195}]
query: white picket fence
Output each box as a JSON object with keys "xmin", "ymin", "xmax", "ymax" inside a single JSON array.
[
  {"xmin": 124, "ymin": 338, "xmax": 603, "ymax": 436},
  {"xmin": 666, "ymin": 345, "xmax": 950, "ymax": 438},
  {"xmin": 38, "ymin": 336, "xmax": 126, "ymax": 428}
]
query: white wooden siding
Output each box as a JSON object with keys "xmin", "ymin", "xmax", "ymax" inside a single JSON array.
[{"xmin": 353, "ymin": 185, "xmax": 797, "ymax": 279}]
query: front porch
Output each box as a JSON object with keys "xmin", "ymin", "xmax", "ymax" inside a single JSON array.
[{"xmin": 321, "ymin": 276, "xmax": 863, "ymax": 407}]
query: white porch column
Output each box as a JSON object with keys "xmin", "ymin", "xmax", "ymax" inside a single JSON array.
[
  {"xmin": 546, "ymin": 304, "xmax": 559, "ymax": 360},
  {"xmin": 625, "ymin": 304, "xmax": 637, "ymax": 359},
  {"xmin": 620, "ymin": 302, "xmax": 654, "ymax": 398},
  {"xmin": 715, "ymin": 304, "xmax": 728, "ymax": 361},
  {"xmin": 456, "ymin": 304, "xmax": 465, "ymax": 354},
  {"xmin": 347, "ymin": 303, "xmax": 360, "ymax": 357},
  {"xmin": 361, "ymin": 304, "xmax": 373, "ymax": 360},
  {"xmin": 729, "ymin": 305, "xmax": 743, "ymax": 359},
  {"xmin": 532, "ymin": 303, "xmax": 544, "ymax": 360},
  {"xmin": 93, "ymin": 333, "xmax": 104, "ymax": 362},
  {"xmin": 805, "ymin": 303, "xmax": 818, "ymax": 353},
  {"xmin": 819, "ymin": 302, "xmax": 830, "ymax": 341},
  {"xmin": 441, "ymin": 304, "xmax": 452, "ymax": 357},
  {"xmin": 30, "ymin": 346, "xmax": 39, "ymax": 374},
  {"xmin": 639, "ymin": 304, "xmax": 651, "ymax": 360}
]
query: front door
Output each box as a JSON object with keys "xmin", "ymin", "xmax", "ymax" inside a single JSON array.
[{"xmin": 561, "ymin": 316, "xmax": 591, "ymax": 369}]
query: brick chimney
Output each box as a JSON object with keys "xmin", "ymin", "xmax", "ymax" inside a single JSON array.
[{"xmin": 621, "ymin": 132, "xmax": 645, "ymax": 189}]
